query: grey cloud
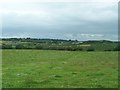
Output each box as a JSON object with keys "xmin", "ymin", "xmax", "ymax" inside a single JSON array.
[{"xmin": 2, "ymin": 2, "xmax": 118, "ymax": 41}]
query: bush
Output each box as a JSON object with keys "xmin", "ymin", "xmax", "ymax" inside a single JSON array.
[
  {"xmin": 87, "ymin": 47, "xmax": 95, "ymax": 51},
  {"xmin": 104, "ymin": 49, "xmax": 112, "ymax": 51},
  {"xmin": 35, "ymin": 45, "xmax": 43, "ymax": 49},
  {"xmin": 113, "ymin": 46, "xmax": 120, "ymax": 51},
  {"xmin": 16, "ymin": 44, "xmax": 25, "ymax": 49},
  {"xmin": 2, "ymin": 44, "xmax": 13, "ymax": 49}
]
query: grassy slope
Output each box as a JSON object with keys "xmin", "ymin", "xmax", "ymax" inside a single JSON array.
[{"xmin": 2, "ymin": 50, "xmax": 118, "ymax": 88}]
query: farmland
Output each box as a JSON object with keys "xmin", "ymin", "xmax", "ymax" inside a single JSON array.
[
  {"xmin": 1, "ymin": 38, "xmax": 119, "ymax": 51},
  {"xmin": 2, "ymin": 50, "xmax": 118, "ymax": 88}
]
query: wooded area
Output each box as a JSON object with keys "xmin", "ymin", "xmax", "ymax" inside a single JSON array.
[{"xmin": 1, "ymin": 38, "xmax": 119, "ymax": 51}]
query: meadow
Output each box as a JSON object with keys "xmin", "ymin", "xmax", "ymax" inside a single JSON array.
[{"xmin": 2, "ymin": 50, "xmax": 118, "ymax": 88}]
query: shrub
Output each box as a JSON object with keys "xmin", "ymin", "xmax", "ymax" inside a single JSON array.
[
  {"xmin": 87, "ymin": 47, "xmax": 95, "ymax": 51},
  {"xmin": 2, "ymin": 44, "xmax": 13, "ymax": 49},
  {"xmin": 113, "ymin": 46, "xmax": 120, "ymax": 51},
  {"xmin": 104, "ymin": 49, "xmax": 112, "ymax": 51},
  {"xmin": 16, "ymin": 44, "xmax": 25, "ymax": 49},
  {"xmin": 35, "ymin": 45, "xmax": 43, "ymax": 49}
]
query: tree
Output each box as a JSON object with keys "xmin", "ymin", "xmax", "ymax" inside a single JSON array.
[
  {"xmin": 35, "ymin": 45, "xmax": 43, "ymax": 49},
  {"xmin": 16, "ymin": 44, "xmax": 25, "ymax": 49},
  {"xmin": 2, "ymin": 44, "xmax": 13, "ymax": 49},
  {"xmin": 87, "ymin": 47, "xmax": 95, "ymax": 51},
  {"xmin": 113, "ymin": 45, "xmax": 120, "ymax": 51}
]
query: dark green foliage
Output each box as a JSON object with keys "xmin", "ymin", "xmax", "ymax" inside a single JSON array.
[
  {"xmin": 114, "ymin": 47, "xmax": 120, "ymax": 51},
  {"xmin": 2, "ymin": 44, "xmax": 13, "ymax": 49},
  {"xmin": 1, "ymin": 38, "xmax": 119, "ymax": 51},
  {"xmin": 113, "ymin": 44, "xmax": 120, "ymax": 51},
  {"xmin": 87, "ymin": 47, "xmax": 95, "ymax": 51},
  {"xmin": 16, "ymin": 44, "xmax": 25, "ymax": 49},
  {"xmin": 104, "ymin": 49, "xmax": 112, "ymax": 51},
  {"xmin": 35, "ymin": 45, "xmax": 43, "ymax": 49},
  {"xmin": 0, "ymin": 45, "xmax": 2, "ymax": 49}
]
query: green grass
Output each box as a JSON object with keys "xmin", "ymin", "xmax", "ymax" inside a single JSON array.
[{"xmin": 2, "ymin": 50, "xmax": 118, "ymax": 88}]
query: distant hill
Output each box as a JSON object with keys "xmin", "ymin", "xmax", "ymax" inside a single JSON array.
[{"xmin": 0, "ymin": 38, "xmax": 119, "ymax": 51}]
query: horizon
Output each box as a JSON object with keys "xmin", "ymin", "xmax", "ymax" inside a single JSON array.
[{"xmin": 1, "ymin": 37, "xmax": 119, "ymax": 42}]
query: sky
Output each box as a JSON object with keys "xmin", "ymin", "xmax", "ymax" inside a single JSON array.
[{"xmin": 0, "ymin": 0, "xmax": 119, "ymax": 41}]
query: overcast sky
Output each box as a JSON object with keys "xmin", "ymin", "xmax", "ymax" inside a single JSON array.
[{"xmin": 0, "ymin": 0, "xmax": 118, "ymax": 41}]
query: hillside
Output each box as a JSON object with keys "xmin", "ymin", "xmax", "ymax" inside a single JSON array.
[{"xmin": 0, "ymin": 38, "xmax": 119, "ymax": 51}]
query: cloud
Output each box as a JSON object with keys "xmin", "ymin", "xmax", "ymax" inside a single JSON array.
[
  {"xmin": 1, "ymin": 1, "xmax": 118, "ymax": 41},
  {"xmin": 1, "ymin": 0, "xmax": 118, "ymax": 3},
  {"xmin": 80, "ymin": 34, "xmax": 103, "ymax": 37}
]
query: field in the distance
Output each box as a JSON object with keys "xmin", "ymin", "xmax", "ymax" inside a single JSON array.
[{"xmin": 2, "ymin": 50, "xmax": 118, "ymax": 88}]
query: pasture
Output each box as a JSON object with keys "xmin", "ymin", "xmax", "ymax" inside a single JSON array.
[{"xmin": 2, "ymin": 50, "xmax": 118, "ymax": 88}]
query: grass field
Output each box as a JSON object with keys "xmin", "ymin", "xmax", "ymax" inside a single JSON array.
[{"xmin": 2, "ymin": 50, "xmax": 118, "ymax": 88}]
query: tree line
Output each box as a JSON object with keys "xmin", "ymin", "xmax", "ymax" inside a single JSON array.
[{"xmin": 1, "ymin": 38, "xmax": 120, "ymax": 51}]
